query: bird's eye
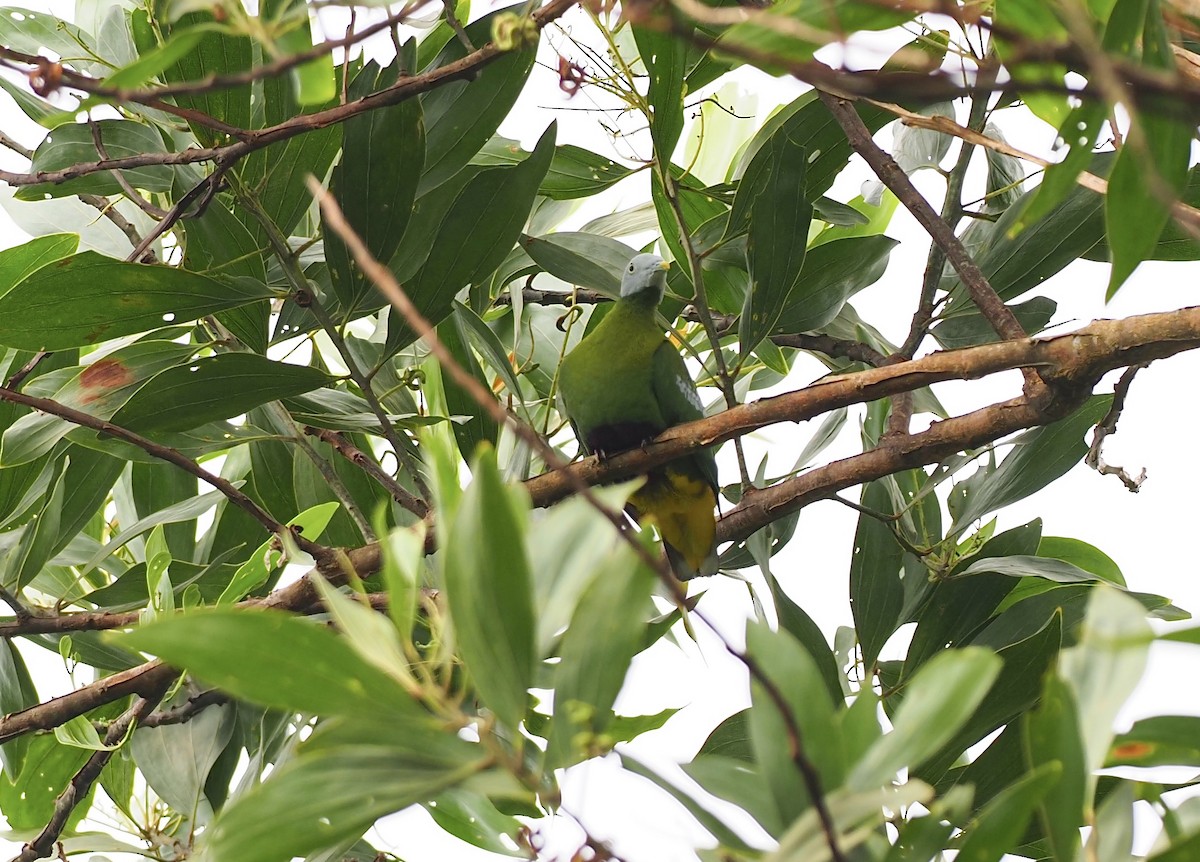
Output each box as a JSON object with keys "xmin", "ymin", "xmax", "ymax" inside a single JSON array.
[{"xmin": 628, "ymin": 264, "xmax": 635, "ymax": 272}]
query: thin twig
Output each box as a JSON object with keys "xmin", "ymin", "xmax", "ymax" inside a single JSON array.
[
  {"xmin": 496, "ymin": 286, "xmax": 609, "ymax": 306},
  {"xmin": 818, "ymin": 91, "xmax": 1029, "ymax": 347},
  {"xmin": 0, "ymin": 385, "xmax": 333, "ymax": 563},
  {"xmin": 76, "ymin": 195, "xmax": 156, "ymax": 261},
  {"xmin": 89, "ymin": 120, "xmax": 169, "ymax": 220},
  {"xmin": 771, "ymin": 333, "xmax": 888, "ymax": 367},
  {"xmin": 0, "ymin": 587, "xmax": 31, "ymax": 623},
  {"xmin": 304, "ymin": 425, "xmax": 429, "ymax": 517},
  {"xmin": 899, "ymin": 96, "xmax": 990, "ymax": 361},
  {"xmin": 0, "ymin": 1, "xmax": 437, "ymax": 105},
  {"xmin": 3, "ymin": 351, "xmax": 50, "ymax": 390},
  {"xmin": 659, "ymin": 171, "xmax": 752, "ymax": 487},
  {"xmin": 125, "ymin": 164, "xmax": 232, "ymax": 264},
  {"xmin": 236, "ymin": 188, "xmax": 431, "ymax": 507},
  {"xmin": 442, "ymin": 0, "xmax": 475, "ymax": 51},
  {"xmin": 138, "ymin": 689, "xmax": 229, "ymax": 728},
  {"xmin": 0, "ymin": 0, "xmax": 581, "ymax": 190},
  {"xmin": 13, "ymin": 689, "xmax": 166, "ymax": 862},
  {"xmin": 306, "ymin": 291, "xmax": 432, "ymax": 503},
  {"xmin": 1085, "ymin": 363, "xmax": 1149, "ymax": 492}
]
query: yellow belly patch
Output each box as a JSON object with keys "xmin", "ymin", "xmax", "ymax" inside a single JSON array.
[{"xmin": 630, "ymin": 468, "xmax": 717, "ymax": 574}]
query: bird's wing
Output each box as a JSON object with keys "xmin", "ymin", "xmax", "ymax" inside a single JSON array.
[{"xmin": 651, "ymin": 340, "xmax": 719, "ymax": 491}]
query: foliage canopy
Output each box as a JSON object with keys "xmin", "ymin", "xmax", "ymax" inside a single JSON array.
[{"xmin": 0, "ymin": 0, "xmax": 1199, "ymax": 859}]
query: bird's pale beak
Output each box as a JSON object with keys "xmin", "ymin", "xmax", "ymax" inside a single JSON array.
[{"xmin": 659, "ymin": 260, "xmax": 671, "ymax": 271}]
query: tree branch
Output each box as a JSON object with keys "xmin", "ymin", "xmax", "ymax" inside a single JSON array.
[
  {"xmin": 0, "ymin": 386, "xmax": 333, "ymax": 565},
  {"xmin": 12, "ymin": 689, "xmax": 166, "ymax": 862},
  {"xmin": 522, "ymin": 307, "xmax": 1200, "ymax": 509},
  {"xmin": 1085, "ymin": 362, "xmax": 1148, "ymax": 491},
  {"xmin": 0, "ymin": 0, "xmax": 580, "ymax": 189},
  {"xmin": 303, "ymin": 425, "xmax": 429, "ymax": 517},
  {"xmin": 817, "ymin": 91, "xmax": 1031, "ymax": 347}
]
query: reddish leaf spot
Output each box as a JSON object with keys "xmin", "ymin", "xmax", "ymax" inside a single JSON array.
[
  {"xmin": 79, "ymin": 359, "xmax": 134, "ymax": 402},
  {"xmin": 1110, "ymin": 741, "xmax": 1155, "ymax": 760}
]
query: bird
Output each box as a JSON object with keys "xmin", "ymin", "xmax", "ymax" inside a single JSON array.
[{"xmin": 557, "ymin": 252, "xmax": 719, "ymax": 580}]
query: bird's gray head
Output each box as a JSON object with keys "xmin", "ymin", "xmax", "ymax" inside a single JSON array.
[{"xmin": 619, "ymin": 253, "xmax": 671, "ymax": 301}]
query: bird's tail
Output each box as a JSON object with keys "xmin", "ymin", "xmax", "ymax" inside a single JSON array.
[{"xmin": 631, "ymin": 465, "xmax": 718, "ymax": 580}]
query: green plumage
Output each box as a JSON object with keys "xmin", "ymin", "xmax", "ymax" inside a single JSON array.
[{"xmin": 558, "ymin": 253, "xmax": 719, "ymax": 579}]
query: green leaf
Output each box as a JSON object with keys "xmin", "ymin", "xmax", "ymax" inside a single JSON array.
[
  {"xmin": 932, "ymin": 296, "xmax": 1057, "ymax": 349},
  {"xmin": 443, "ymin": 445, "xmax": 535, "ymax": 732},
  {"xmin": 161, "ymin": 12, "xmax": 252, "ymax": 146},
  {"xmin": 743, "ymin": 94, "xmax": 892, "ymax": 193},
  {"xmin": 547, "ymin": 543, "xmax": 656, "ymax": 769},
  {"xmin": 772, "ymin": 235, "xmax": 898, "ymax": 334},
  {"xmin": 472, "ymin": 138, "xmax": 635, "ymax": 201},
  {"xmin": 419, "ymin": 9, "xmax": 537, "ymax": 193},
  {"xmin": 684, "ymin": 755, "xmax": 783, "ymax": 838},
  {"xmin": 327, "ymin": 61, "xmax": 424, "ymax": 310},
  {"xmin": 103, "ymin": 24, "xmax": 214, "ymax": 90},
  {"xmin": 633, "ymin": 26, "xmax": 687, "ymax": 163},
  {"xmin": 0, "ymin": 639, "xmax": 37, "ymax": 777},
  {"xmin": 215, "ymin": 502, "xmax": 339, "ymax": 605},
  {"xmin": 0, "ymin": 7, "xmax": 95, "ymax": 64},
  {"xmin": 719, "ymin": 0, "xmax": 911, "ymax": 71},
  {"xmin": 905, "ymin": 519, "xmax": 1041, "ymax": 675},
  {"xmin": 766, "ymin": 572, "xmax": 843, "ymax": 706},
  {"xmin": 849, "ymin": 480, "xmax": 905, "ymax": 669},
  {"xmin": 1086, "ymin": 165, "xmax": 1200, "ymax": 262},
  {"xmin": 1023, "ymin": 675, "xmax": 1086, "ymax": 862},
  {"xmin": 1017, "ymin": 103, "xmax": 1107, "ymax": 229},
  {"xmin": 54, "ymin": 714, "xmax": 119, "ymax": 751},
  {"xmin": 916, "ymin": 613, "xmax": 1064, "ymax": 784},
  {"xmin": 1107, "ymin": 715, "xmax": 1200, "ymax": 768},
  {"xmin": 619, "ymin": 753, "xmax": 758, "ymax": 852},
  {"xmin": 520, "ymin": 232, "xmax": 637, "ymax": 297},
  {"xmin": 240, "ymin": 126, "xmax": 342, "ymax": 244},
  {"xmin": 541, "ymin": 145, "xmax": 634, "ymax": 199},
  {"xmin": 424, "ymin": 789, "xmax": 526, "ymax": 857},
  {"xmin": 942, "ymin": 154, "xmax": 1113, "ymax": 303},
  {"xmin": 204, "ymin": 744, "xmax": 489, "ymax": 862},
  {"xmin": 1106, "ymin": 0, "xmax": 1192, "ymax": 295},
  {"xmin": 16, "ymin": 119, "xmax": 174, "ymax": 200},
  {"xmin": 740, "ymin": 129, "xmax": 812, "ymax": 355},
  {"xmin": 3, "ymin": 455, "xmax": 67, "ymax": 589},
  {"xmin": 849, "ymin": 647, "xmax": 1001, "ymax": 790},
  {"xmin": 262, "ymin": 0, "xmax": 335, "ymax": 106},
  {"xmin": 86, "ymin": 486, "xmax": 230, "ymax": 571},
  {"xmin": 1090, "ymin": 780, "xmax": 1135, "ymax": 862},
  {"xmin": 746, "ymin": 621, "xmax": 842, "ymax": 824},
  {"xmin": 395, "ymin": 124, "xmax": 556, "ymax": 348},
  {"xmin": 111, "ymin": 354, "xmax": 329, "ymax": 432},
  {"xmin": 0, "ymin": 76, "xmax": 75, "ymax": 129},
  {"xmin": 954, "ymin": 762, "xmax": 1060, "ymax": 862},
  {"xmin": 0, "ymin": 252, "xmax": 274, "ymax": 350},
  {"xmin": 183, "ymin": 203, "xmax": 270, "ymax": 353},
  {"xmin": 117, "ymin": 608, "xmax": 420, "ymax": 718},
  {"xmin": 436, "ymin": 312, "xmax": 499, "ymax": 459},
  {"xmin": 955, "ymin": 553, "xmax": 1119, "ymax": 585},
  {"xmin": 1, "ymin": 341, "xmax": 196, "ymax": 466},
  {"xmin": 0, "ymin": 733, "xmax": 90, "ymax": 830},
  {"xmin": 130, "ymin": 700, "xmax": 234, "ymax": 814},
  {"xmin": 951, "ymin": 395, "xmax": 1112, "ymax": 528},
  {"xmin": 1059, "ymin": 587, "xmax": 1153, "ymax": 783},
  {"xmin": 0, "ymin": 233, "xmax": 79, "ymax": 298}
]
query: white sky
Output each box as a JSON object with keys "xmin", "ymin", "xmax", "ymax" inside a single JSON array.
[{"xmin": 0, "ymin": 2, "xmax": 1198, "ymax": 860}]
